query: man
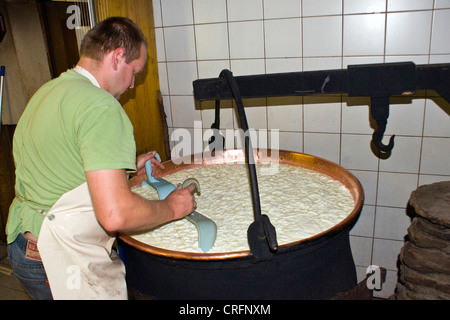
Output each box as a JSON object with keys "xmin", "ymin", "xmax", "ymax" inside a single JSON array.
[{"xmin": 6, "ymin": 17, "xmax": 195, "ymax": 300}]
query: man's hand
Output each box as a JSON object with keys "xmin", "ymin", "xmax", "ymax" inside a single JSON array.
[
  {"xmin": 128, "ymin": 152, "xmax": 165, "ymax": 188},
  {"xmin": 135, "ymin": 151, "xmax": 164, "ymax": 177},
  {"xmin": 165, "ymin": 184, "xmax": 196, "ymax": 220}
]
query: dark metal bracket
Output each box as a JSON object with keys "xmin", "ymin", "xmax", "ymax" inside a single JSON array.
[{"xmin": 193, "ymin": 62, "xmax": 450, "ymax": 155}]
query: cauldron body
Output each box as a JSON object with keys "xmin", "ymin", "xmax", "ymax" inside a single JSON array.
[
  {"xmin": 118, "ymin": 150, "xmax": 364, "ymax": 300},
  {"xmin": 120, "ymin": 229, "xmax": 355, "ymax": 299}
]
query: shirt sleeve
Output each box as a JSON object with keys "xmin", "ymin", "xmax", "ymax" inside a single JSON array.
[{"xmin": 78, "ymin": 101, "xmax": 137, "ymax": 173}]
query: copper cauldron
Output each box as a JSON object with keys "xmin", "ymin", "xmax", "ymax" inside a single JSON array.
[{"xmin": 118, "ymin": 149, "xmax": 364, "ymax": 300}]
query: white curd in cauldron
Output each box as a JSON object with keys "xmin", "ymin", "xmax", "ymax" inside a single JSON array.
[{"xmin": 130, "ymin": 163, "xmax": 354, "ymax": 253}]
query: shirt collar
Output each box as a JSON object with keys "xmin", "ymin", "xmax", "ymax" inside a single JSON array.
[{"xmin": 72, "ymin": 66, "xmax": 101, "ymax": 88}]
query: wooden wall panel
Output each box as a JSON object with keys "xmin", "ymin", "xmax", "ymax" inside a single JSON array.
[
  {"xmin": 0, "ymin": 126, "xmax": 16, "ymax": 243},
  {"xmin": 94, "ymin": 0, "xmax": 166, "ymax": 159}
]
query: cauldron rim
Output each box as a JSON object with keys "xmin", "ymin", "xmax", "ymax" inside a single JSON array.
[{"xmin": 118, "ymin": 149, "xmax": 364, "ymax": 261}]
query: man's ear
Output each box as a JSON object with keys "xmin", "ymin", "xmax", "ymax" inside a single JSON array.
[{"xmin": 111, "ymin": 47, "xmax": 126, "ymax": 71}]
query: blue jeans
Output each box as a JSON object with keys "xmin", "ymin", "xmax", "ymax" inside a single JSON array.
[{"xmin": 7, "ymin": 233, "xmax": 53, "ymax": 300}]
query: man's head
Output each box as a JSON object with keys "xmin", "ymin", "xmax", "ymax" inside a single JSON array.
[
  {"xmin": 80, "ymin": 17, "xmax": 147, "ymax": 64},
  {"xmin": 79, "ymin": 17, "xmax": 148, "ymax": 99}
]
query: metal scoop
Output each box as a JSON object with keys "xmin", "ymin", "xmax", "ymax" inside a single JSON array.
[{"xmin": 142, "ymin": 153, "xmax": 217, "ymax": 252}]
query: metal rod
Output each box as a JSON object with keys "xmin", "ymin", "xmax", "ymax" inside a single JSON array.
[
  {"xmin": 193, "ymin": 69, "xmax": 347, "ymax": 101},
  {"xmin": 193, "ymin": 62, "xmax": 450, "ymax": 101},
  {"xmin": 0, "ymin": 66, "xmax": 5, "ymax": 135},
  {"xmin": 219, "ymin": 70, "xmax": 278, "ymax": 259},
  {"xmin": 87, "ymin": 0, "xmax": 95, "ymax": 28}
]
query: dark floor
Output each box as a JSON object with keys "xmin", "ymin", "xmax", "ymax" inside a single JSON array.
[{"xmin": 0, "ymin": 241, "xmax": 32, "ymax": 300}]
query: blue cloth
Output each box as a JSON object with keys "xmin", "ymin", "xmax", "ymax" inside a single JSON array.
[{"xmin": 7, "ymin": 233, "xmax": 53, "ymax": 300}]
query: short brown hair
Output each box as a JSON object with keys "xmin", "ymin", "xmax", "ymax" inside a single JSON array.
[{"xmin": 80, "ymin": 17, "xmax": 147, "ymax": 63}]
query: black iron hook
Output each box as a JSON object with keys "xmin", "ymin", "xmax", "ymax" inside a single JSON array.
[
  {"xmin": 370, "ymin": 96, "xmax": 395, "ymax": 153},
  {"xmin": 372, "ymin": 120, "xmax": 395, "ymax": 153},
  {"xmin": 208, "ymin": 99, "xmax": 225, "ymax": 150}
]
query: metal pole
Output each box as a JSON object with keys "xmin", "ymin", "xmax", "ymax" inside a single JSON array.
[
  {"xmin": 87, "ymin": 0, "xmax": 95, "ymax": 28},
  {"xmin": 0, "ymin": 66, "xmax": 5, "ymax": 135}
]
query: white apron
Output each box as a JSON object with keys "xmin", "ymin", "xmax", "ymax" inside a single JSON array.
[{"xmin": 37, "ymin": 182, "xmax": 127, "ymax": 300}]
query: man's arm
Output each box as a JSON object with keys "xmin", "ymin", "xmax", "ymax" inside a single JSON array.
[{"xmin": 86, "ymin": 169, "xmax": 195, "ymax": 233}]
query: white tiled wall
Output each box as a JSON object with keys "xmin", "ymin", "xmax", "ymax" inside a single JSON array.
[{"xmin": 152, "ymin": 0, "xmax": 450, "ymax": 299}]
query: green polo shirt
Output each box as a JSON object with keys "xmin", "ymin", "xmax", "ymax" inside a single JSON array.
[{"xmin": 6, "ymin": 70, "xmax": 137, "ymax": 243}]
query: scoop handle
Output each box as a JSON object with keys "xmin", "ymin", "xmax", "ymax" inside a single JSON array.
[{"xmin": 144, "ymin": 152, "xmax": 162, "ymax": 183}]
